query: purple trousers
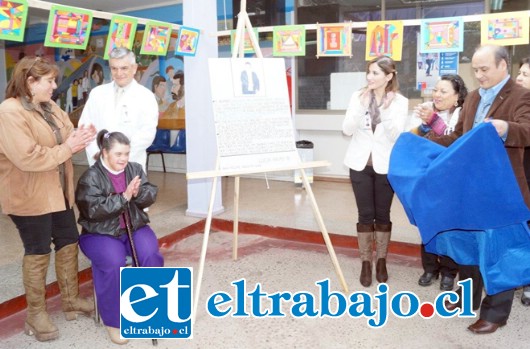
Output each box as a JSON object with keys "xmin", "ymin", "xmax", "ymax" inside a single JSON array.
[{"xmin": 79, "ymin": 225, "xmax": 164, "ymax": 328}]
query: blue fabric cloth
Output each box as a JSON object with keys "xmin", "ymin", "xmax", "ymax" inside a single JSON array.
[
  {"xmin": 388, "ymin": 123, "xmax": 530, "ymax": 295},
  {"xmin": 425, "ymin": 224, "xmax": 530, "ymax": 295}
]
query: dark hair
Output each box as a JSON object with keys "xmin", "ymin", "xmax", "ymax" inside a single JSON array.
[
  {"xmin": 519, "ymin": 57, "xmax": 530, "ymax": 68},
  {"xmin": 5, "ymin": 56, "xmax": 59, "ymax": 100},
  {"xmin": 91, "ymin": 63, "xmax": 104, "ymax": 86},
  {"xmin": 439, "ymin": 74, "xmax": 468, "ymax": 108},
  {"xmin": 152, "ymin": 75, "xmax": 166, "ymax": 93},
  {"xmin": 366, "ymin": 56, "xmax": 399, "ymax": 93},
  {"xmin": 96, "ymin": 129, "xmax": 130, "ymax": 159},
  {"xmin": 172, "ymin": 70, "xmax": 184, "ymax": 101}
]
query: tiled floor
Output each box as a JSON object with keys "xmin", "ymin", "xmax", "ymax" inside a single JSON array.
[{"xmin": 0, "ymin": 168, "xmax": 528, "ymax": 348}]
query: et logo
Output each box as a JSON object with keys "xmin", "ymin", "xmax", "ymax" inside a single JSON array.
[{"xmin": 120, "ymin": 267, "xmax": 193, "ymax": 339}]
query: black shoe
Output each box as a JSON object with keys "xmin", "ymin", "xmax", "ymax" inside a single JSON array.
[
  {"xmin": 522, "ymin": 286, "xmax": 530, "ymax": 306},
  {"xmin": 418, "ymin": 271, "xmax": 439, "ymax": 286},
  {"xmin": 440, "ymin": 275, "xmax": 455, "ymax": 291}
]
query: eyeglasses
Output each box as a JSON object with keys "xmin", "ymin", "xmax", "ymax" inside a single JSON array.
[{"xmin": 25, "ymin": 57, "xmax": 42, "ymax": 80}]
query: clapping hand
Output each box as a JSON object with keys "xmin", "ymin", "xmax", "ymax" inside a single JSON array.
[
  {"xmin": 414, "ymin": 102, "xmax": 434, "ymax": 124},
  {"xmin": 65, "ymin": 124, "xmax": 97, "ymax": 153},
  {"xmin": 123, "ymin": 176, "xmax": 141, "ymax": 201}
]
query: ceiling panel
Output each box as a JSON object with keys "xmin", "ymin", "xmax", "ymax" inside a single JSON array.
[
  {"xmin": 39, "ymin": 0, "xmax": 181, "ymax": 13},
  {"xmin": 28, "ymin": 0, "xmax": 181, "ymax": 24}
]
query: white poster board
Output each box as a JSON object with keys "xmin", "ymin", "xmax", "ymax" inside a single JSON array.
[{"xmin": 209, "ymin": 58, "xmax": 299, "ymax": 171}]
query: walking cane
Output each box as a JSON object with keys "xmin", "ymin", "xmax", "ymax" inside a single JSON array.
[{"xmin": 123, "ymin": 203, "xmax": 158, "ymax": 346}]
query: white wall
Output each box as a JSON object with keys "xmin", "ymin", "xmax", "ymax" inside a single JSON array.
[{"xmin": 184, "ymin": 0, "xmax": 224, "ymax": 217}]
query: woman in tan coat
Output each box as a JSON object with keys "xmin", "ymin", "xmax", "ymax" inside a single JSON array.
[{"xmin": 0, "ymin": 57, "xmax": 96, "ymax": 342}]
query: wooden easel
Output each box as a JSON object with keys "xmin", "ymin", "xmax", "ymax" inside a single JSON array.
[{"xmin": 186, "ymin": 0, "xmax": 349, "ymax": 324}]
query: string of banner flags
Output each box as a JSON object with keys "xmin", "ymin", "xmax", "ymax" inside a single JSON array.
[{"xmin": 0, "ymin": 1, "xmax": 529, "ymax": 61}]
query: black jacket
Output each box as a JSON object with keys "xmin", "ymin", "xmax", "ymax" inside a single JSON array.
[{"xmin": 75, "ymin": 160, "xmax": 158, "ymax": 236}]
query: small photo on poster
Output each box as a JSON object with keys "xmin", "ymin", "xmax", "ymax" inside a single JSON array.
[{"xmin": 231, "ymin": 59, "xmax": 265, "ymax": 97}]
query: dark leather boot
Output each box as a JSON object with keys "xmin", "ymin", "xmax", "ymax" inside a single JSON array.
[
  {"xmin": 360, "ymin": 261, "xmax": 372, "ymax": 287},
  {"xmin": 376, "ymin": 258, "xmax": 388, "ymax": 283}
]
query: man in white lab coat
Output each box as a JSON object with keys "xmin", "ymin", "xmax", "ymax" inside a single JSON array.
[{"xmin": 79, "ymin": 47, "xmax": 158, "ymax": 173}]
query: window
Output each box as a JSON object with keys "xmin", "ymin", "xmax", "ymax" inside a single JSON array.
[{"xmin": 295, "ymin": 0, "xmax": 487, "ymax": 111}]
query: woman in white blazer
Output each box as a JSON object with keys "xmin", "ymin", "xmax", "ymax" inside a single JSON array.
[{"xmin": 342, "ymin": 56, "xmax": 409, "ymax": 287}]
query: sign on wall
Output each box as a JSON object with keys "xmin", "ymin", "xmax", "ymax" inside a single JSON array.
[
  {"xmin": 104, "ymin": 15, "xmax": 138, "ymax": 60},
  {"xmin": 420, "ymin": 17, "xmax": 463, "ymax": 53},
  {"xmin": 44, "ymin": 5, "xmax": 93, "ymax": 49},
  {"xmin": 365, "ymin": 20, "xmax": 404, "ymax": 61},
  {"xmin": 316, "ymin": 23, "xmax": 352, "ymax": 57},
  {"xmin": 140, "ymin": 20, "xmax": 172, "ymax": 56},
  {"xmin": 481, "ymin": 11, "xmax": 529, "ymax": 46},
  {"xmin": 0, "ymin": 0, "xmax": 28, "ymax": 42}
]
